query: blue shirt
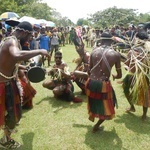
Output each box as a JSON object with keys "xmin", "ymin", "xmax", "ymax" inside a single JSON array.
[{"xmin": 39, "ymin": 34, "xmax": 50, "ymax": 51}]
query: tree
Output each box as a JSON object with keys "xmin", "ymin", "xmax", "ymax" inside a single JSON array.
[
  {"xmin": 0, "ymin": 0, "xmax": 74, "ymax": 27},
  {"xmin": 51, "ymin": 9, "xmax": 74, "ymax": 27},
  {"xmin": 138, "ymin": 13, "xmax": 150, "ymax": 23},
  {"xmin": 26, "ymin": 2, "xmax": 53, "ymax": 21},
  {"xmin": 0, "ymin": 0, "xmax": 18, "ymax": 14},
  {"xmin": 0, "ymin": 0, "xmax": 53, "ymax": 21},
  {"xmin": 77, "ymin": 18, "xmax": 89, "ymax": 26},
  {"xmin": 89, "ymin": 7, "xmax": 139, "ymax": 28}
]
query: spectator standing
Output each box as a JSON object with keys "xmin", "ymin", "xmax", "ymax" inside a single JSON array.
[
  {"xmin": 50, "ymin": 28, "xmax": 60, "ymax": 62},
  {"xmin": 36, "ymin": 26, "xmax": 51, "ymax": 66}
]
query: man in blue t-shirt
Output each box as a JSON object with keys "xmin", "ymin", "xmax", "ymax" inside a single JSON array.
[{"xmin": 37, "ymin": 26, "xmax": 51, "ymax": 66}]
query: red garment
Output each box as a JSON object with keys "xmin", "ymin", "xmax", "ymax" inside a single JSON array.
[
  {"xmin": 18, "ymin": 69, "xmax": 36, "ymax": 109},
  {"xmin": 85, "ymin": 78, "xmax": 115, "ymax": 121},
  {"xmin": 20, "ymin": 79, "xmax": 36, "ymax": 109},
  {"xmin": 0, "ymin": 81, "xmax": 21, "ymax": 129},
  {"xmin": 0, "ymin": 83, "xmax": 6, "ymax": 127}
]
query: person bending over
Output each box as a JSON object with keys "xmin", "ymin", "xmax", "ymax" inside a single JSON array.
[{"xmin": 0, "ymin": 21, "xmax": 49, "ymax": 149}]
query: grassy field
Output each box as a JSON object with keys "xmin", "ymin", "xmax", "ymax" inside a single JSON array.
[{"xmin": 1, "ymin": 44, "xmax": 150, "ymax": 150}]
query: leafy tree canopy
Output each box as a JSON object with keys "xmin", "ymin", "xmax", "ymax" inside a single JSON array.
[
  {"xmin": 0, "ymin": 2, "xmax": 150, "ymax": 27},
  {"xmin": 81, "ymin": 6, "xmax": 150, "ymax": 29}
]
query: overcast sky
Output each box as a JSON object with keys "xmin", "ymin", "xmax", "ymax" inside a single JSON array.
[{"xmin": 43, "ymin": 0, "xmax": 150, "ymax": 23}]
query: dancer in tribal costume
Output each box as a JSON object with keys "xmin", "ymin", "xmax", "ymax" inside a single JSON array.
[
  {"xmin": 85, "ymin": 32, "xmax": 122, "ymax": 132},
  {"xmin": 72, "ymin": 35, "xmax": 90, "ymax": 94},
  {"xmin": 122, "ymin": 30, "xmax": 150, "ymax": 121},
  {"xmin": 0, "ymin": 21, "xmax": 49, "ymax": 149}
]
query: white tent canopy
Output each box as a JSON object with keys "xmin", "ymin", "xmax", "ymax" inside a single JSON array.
[
  {"xmin": 19, "ymin": 16, "xmax": 55, "ymax": 27},
  {"xmin": 19, "ymin": 16, "xmax": 37, "ymax": 25},
  {"xmin": 46, "ymin": 21, "xmax": 55, "ymax": 27}
]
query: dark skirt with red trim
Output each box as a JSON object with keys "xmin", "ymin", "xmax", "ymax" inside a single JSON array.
[
  {"xmin": 20, "ymin": 79, "xmax": 36, "ymax": 109},
  {"xmin": 0, "ymin": 80, "xmax": 22, "ymax": 129},
  {"xmin": 85, "ymin": 78, "xmax": 116, "ymax": 121}
]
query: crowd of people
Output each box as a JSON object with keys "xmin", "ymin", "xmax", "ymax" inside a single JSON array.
[{"xmin": 0, "ymin": 19, "xmax": 150, "ymax": 149}]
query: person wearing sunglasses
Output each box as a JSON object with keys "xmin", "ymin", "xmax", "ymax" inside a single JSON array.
[{"xmin": 42, "ymin": 51, "xmax": 82, "ymax": 103}]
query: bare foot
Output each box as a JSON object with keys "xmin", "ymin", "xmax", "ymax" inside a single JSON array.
[
  {"xmin": 89, "ymin": 116, "xmax": 94, "ymax": 122},
  {"xmin": 125, "ymin": 107, "xmax": 136, "ymax": 113},
  {"xmin": 92, "ymin": 126, "xmax": 104, "ymax": 133}
]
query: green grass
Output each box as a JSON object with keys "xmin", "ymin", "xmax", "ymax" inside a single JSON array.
[{"xmin": 1, "ymin": 44, "xmax": 150, "ymax": 150}]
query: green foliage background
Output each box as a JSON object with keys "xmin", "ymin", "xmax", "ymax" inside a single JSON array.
[{"xmin": 0, "ymin": 1, "xmax": 149, "ymax": 27}]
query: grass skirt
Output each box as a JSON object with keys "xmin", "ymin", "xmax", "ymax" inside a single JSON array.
[
  {"xmin": 85, "ymin": 78, "xmax": 115, "ymax": 121},
  {"xmin": 123, "ymin": 73, "xmax": 150, "ymax": 107}
]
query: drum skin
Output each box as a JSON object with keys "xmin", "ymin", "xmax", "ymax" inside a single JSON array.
[{"xmin": 27, "ymin": 66, "xmax": 46, "ymax": 83}]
